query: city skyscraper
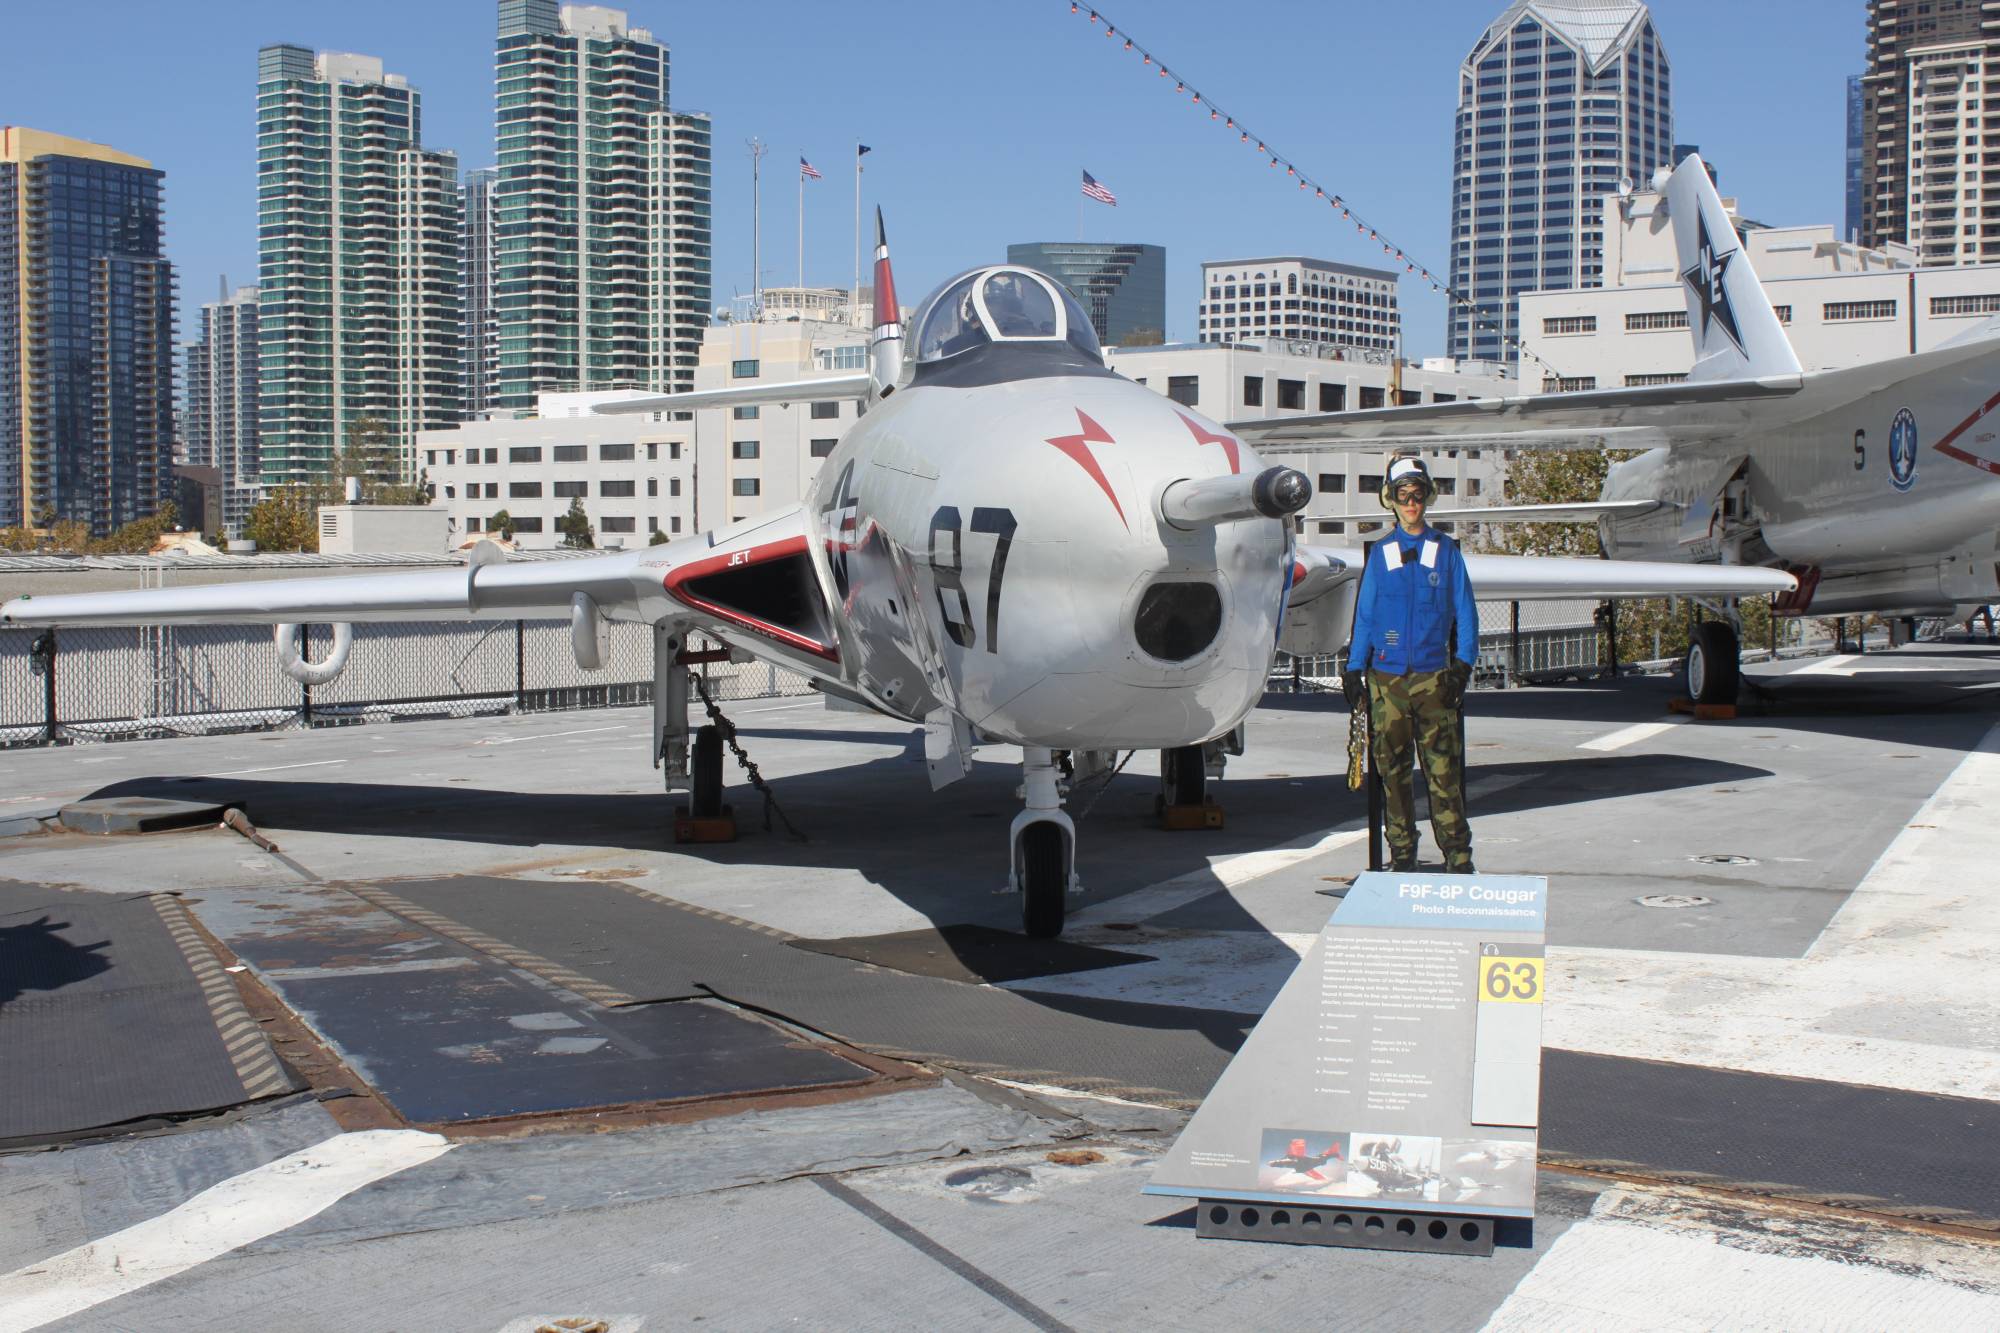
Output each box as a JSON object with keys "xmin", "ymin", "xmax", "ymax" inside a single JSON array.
[
  {"xmin": 256, "ymin": 45, "xmax": 462, "ymax": 488},
  {"xmin": 493, "ymin": 1, "xmax": 713, "ymax": 410},
  {"xmin": 462, "ymin": 167, "xmax": 498, "ymax": 418},
  {"xmin": 1859, "ymin": 0, "xmax": 2000, "ymax": 264},
  {"xmin": 0, "ymin": 127, "xmax": 176, "ymax": 534},
  {"xmin": 181, "ymin": 284, "xmax": 260, "ymax": 535},
  {"xmin": 1008, "ymin": 242, "xmax": 1166, "ymax": 346},
  {"xmin": 1446, "ymin": 1, "xmax": 1673, "ymax": 363},
  {"xmin": 1845, "ymin": 74, "xmax": 1865, "ymax": 244}
]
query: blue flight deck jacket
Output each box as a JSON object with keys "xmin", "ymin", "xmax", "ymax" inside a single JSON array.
[{"xmin": 1344, "ymin": 525, "xmax": 1479, "ymax": 676}]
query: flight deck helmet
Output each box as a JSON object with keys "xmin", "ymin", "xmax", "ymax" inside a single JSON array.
[{"xmin": 1378, "ymin": 456, "xmax": 1436, "ymax": 511}]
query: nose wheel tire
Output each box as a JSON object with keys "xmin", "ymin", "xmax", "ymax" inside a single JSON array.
[
  {"xmin": 690, "ymin": 723, "xmax": 724, "ymax": 817},
  {"xmin": 1018, "ymin": 819, "xmax": 1068, "ymax": 938},
  {"xmin": 1163, "ymin": 743, "xmax": 1207, "ymax": 808},
  {"xmin": 1685, "ymin": 621, "xmax": 1741, "ymax": 706}
]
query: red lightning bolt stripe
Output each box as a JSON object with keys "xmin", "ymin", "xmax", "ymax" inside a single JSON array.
[
  {"xmin": 1177, "ymin": 412, "xmax": 1241, "ymax": 474},
  {"xmin": 1046, "ymin": 409, "xmax": 1127, "ymax": 528}
]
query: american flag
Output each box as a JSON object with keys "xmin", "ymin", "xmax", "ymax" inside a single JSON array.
[
  {"xmin": 1081, "ymin": 170, "xmax": 1117, "ymax": 206},
  {"xmin": 800, "ymin": 156, "xmax": 822, "ymax": 180}
]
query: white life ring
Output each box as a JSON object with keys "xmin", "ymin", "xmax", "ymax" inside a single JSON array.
[{"xmin": 274, "ymin": 622, "xmax": 353, "ymax": 686}]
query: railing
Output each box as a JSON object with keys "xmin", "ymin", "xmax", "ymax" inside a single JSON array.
[
  {"xmin": 0, "ymin": 619, "xmax": 813, "ymax": 749},
  {"xmin": 2, "ymin": 599, "xmax": 1865, "ymax": 750}
]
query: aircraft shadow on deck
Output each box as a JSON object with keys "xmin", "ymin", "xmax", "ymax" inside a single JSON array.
[
  {"xmin": 96, "ymin": 747, "xmax": 1766, "ymax": 923},
  {"xmin": 1266, "ymin": 668, "xmax": 2000, "ymax": 743},
  {"xmin": 0, "ymin": 910, "xmax": 113, "ymax": 1008}
]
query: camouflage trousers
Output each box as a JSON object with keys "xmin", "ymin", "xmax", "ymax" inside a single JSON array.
[{"xmin": 1367, "ymin": 668, "xmax": 1472, "ymax": 868}]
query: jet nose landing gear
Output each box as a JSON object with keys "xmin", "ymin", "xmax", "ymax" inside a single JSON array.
[{"xmin": 1010, "ymin": 746, "xmax": 1081, "ymax": 938}]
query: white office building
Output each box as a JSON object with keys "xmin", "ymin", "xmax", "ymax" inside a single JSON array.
[
  {"xmin": 1514, "ymin": 188, "xmax": 2000, "ymax": 387},
  {"xmin": 694, "ymin": 315, "xmax": 871, "ymax": 526},
  {"xmin": 415, "ymin": 312, "xmax": 870, "ymax": 549},
  {"xmin": 1196, "ymin": 258, "xmax": 1400, "ymax": 353},
  {"xmin": 1106, "ymin": 341, "xmax": 1518, "ymax": 540}
]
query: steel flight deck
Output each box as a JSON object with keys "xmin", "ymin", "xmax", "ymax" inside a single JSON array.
[{"xmin": 3, "ymin": 642, "xmax": 2000, "ymax": 1327}]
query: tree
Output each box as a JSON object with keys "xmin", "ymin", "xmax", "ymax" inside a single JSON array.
[
  {"xmin": 649, "ymin": 528, "xmax": 672, "ymax": 546},
  {"xmin": 92, "ymin": 502, "xmax": 180, "ymax": 555},
  {"xmin": 486, "ymin": 509, "xmax": 516, "ymax": 542},
  {"xmin": 558, "ymin": 496, "xmax": 595, "ymax": 549},
  {"xmin": 1120, "ymin": 327, "xmax": 1166, "ymax": 347},
  {"xmin": 243, "ymin": 488, "xmax": 320, "ymax": 552}
]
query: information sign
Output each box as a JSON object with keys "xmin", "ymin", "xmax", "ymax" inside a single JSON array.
[{"xmin": 1146, "ymin": 871, "xmax": 1547, "ymax": 1220}]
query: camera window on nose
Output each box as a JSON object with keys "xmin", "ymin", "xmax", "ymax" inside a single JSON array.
[{"xmin": 1134, "ymin": 581, "xmax": 1223, "ymax": 662}]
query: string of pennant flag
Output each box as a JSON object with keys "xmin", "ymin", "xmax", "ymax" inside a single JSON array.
[{"xmin": 1067, "ymin": 3, "xmax": 1556, "ymax": 377}]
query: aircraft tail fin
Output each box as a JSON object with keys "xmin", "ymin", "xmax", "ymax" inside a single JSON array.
[
  {"xmin": 1664, "ymin": 154, "xmax": 1801, "ymax": 383},
  {"xmin": 870, "ymin": 207, "xmax": 903, "ymax": 395}
]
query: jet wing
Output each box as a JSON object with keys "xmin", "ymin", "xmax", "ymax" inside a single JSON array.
[
  {"xmin": 1280, "ymin": 541, "xmax": 1795, "ymax": 655},
  {"xmin": 1, "ymin": 508, "xmax": 847, "ymax": 681},
  {"xmin": 591, "ymin": 372, "xmax": 872, "ymax": 416},
  {"xmin": 1232, "ymin": 376, "xmax": 1804, "ymax": 452},
  {"xmin": 1314, "ymin": 500, "xmax": 1666, "ymax": 525}
]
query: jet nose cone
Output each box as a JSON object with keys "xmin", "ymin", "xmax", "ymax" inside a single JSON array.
[{"xmin": 1255, "ymin": 466, "xmax": 1313, "ymax": 519}]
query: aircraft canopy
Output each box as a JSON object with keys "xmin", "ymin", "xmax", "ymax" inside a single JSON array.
[{"xmin": 912, "ymin": 266, "xmax": 1102, "ymax": 365}]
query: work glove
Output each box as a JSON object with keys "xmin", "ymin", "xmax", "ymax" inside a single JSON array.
[
  {"xmin": 1342, "ymin": 669, "xmax": 1367, "ymax": 710},
  {"xmin": 1441, "ymin": 660, "xmax": 1472, "ymax": 710}
]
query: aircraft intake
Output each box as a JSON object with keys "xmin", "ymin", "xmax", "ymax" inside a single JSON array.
[
  {"xmin": 1160, "ymin": 466, "xmax": 1312, "ymax": 529},
  {"xmin": 1134, "ymin": 581, "xmax": 1224, "ymax": 661}
]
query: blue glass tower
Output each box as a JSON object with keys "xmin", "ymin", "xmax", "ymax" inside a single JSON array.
[{"xmin": 0, "ymin": 127, "xmax": 176, "ymax": 534}]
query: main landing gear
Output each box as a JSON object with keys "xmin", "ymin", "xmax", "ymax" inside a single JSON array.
[
  {"xmin": 1011, "ymin": 746, "xmax": 1080, "ymax": 938},
  {"xmin": 1684, "ymin": 620, "xmax": 1741, "ymax": 706},
  {"xmin": 655, "ymin": 625, "xmax": 736, "ymax": 842}
]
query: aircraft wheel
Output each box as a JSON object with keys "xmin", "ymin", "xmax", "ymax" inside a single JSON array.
[
  {"xmin": 1164, "ymin": 743, "xmax": 1206, "ymax": 807},
  {"xmin": 1019, "ymin": 820, "xmax": 1068, "ymax": 939},
  {"xmin": 690, "ymin": 724, "xmax": 724, "ymax": 817},
  {"xmin": 1685, "ymin": 622, "xmax": 1740, "ymax": 705}
]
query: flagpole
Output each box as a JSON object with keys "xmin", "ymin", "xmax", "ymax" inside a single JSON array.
[
  {"xmin": 749, "ymin": 138, "xmax": 765, "ymax": 319},
  {"xmin": 798, "ymin": 157, "xmax": 804, "ymax": 297},
  {"xmin": 1077, "ymin": 169, "xmax": 1083, "ymax": 242},
  {"xmin": 852, "ymin": 143, "xmax": 862, "ymax": 328}
]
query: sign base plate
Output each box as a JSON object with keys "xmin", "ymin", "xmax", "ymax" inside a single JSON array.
[{"xmin": 1196, "ymin": 1198, "xmax": 1496, "ymax": 1256}]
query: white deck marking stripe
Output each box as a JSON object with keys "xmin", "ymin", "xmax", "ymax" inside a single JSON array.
[
  {"xmin": 1545, "ymin": 721, "xmax": 2000, "ymax": 1100},
  {"xmin": 1577, "ymin": 719, "xmax": 1678, "ymax": 752},
  {"xmin": 0, "ymin": 1130, "xmax": 452, "ymax": 1331},
  {"xmin": 1483, "ymin": 1193, "xmax": 2000, "ymax": 1331},
  {"xmin": 476, "ymin": 724, "xmax": 626, "ymax": 746},
  {"xmin": 205, "ymin": 759, "xmax": 348, "ymax": 776},
  {"xmin": 1068, "ymin": 828, "xmax": 1367, "ymax": 928}
]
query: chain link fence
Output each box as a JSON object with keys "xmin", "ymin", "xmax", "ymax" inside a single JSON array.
[
  {"xmin": 0, "ymin": 620, "xmax": 815, "ymax": 749},
  {"xmin": 2, "ymin": 596, "xmax": 1870, "ymax": 749},
  {"xmin": 1268, "ymin": 596, "xmax": 1842, "ymax": 694}
]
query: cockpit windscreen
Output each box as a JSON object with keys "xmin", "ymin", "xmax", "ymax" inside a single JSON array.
[
  {"xmin": 911, "ymin": 266, "xmax": 1104, "ymax": 367},
  {"xmin": 916, "ymin": 275, "xmax": 983, "ymax": 362},
  {"xmin": 980, "ymin": 271, "xmax": 1058, "ymax": 338}
]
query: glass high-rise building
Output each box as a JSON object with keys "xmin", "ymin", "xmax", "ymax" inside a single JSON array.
[
  {"xmin": 0, "ymin": 127, "xmax": 176, "ymax": 534},
  {"xmin": 493, "ymin": 1, "xmax": 714, "ymax": 409},
  {"xmin": 1447, "ymin": 1, "xmax": 1672, "ymax": 363},
  {"xmin": 1006, "ymin": 242, "xmax": 1166, "ymax": 346},
  {"xmin": 182, "ymin": 284, "xmax": 260, "ymax": 536},
  {"xmin": 1859, "ymin": 1, "xmax": 2000, "ymax": 264},
  {"xmin": 462, "ymin": 167, "xmax": 498, "ymax": 418},
  {"xmin": 256, "ymin": 45, "xmax": 462, "ymax": 488}
]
